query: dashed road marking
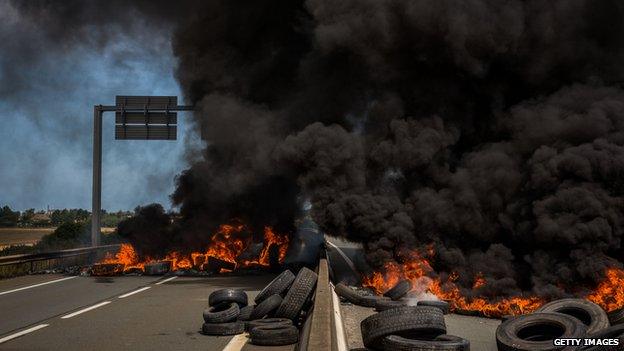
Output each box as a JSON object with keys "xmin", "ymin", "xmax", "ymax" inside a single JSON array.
[
  {"xmin": 0, "ymin": 324, "xmax": 49, "ymax": 344},
  {"xmin": 61, "ymin": 301, "xmax": 111, "ymax": 319},
  {"xmin": 0, "ymin": 276, "xmax": 77, "ymax": 296},
  {"xmin": 222, "ymin": 333, "xmax": 248, "ymax": 351},
  {"xmin": 155, "ymin": 276, "xmax": 178, "ymax": 285},
  {"xmin": 118, "ymin": 286, "xmax": 151, "ymax": 298}
]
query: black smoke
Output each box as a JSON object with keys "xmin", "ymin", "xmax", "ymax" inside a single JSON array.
[
  {"xmin": 168, "ymin": 0, "xmax": 624, "ymax": 299},
  {"xmin": 16, "ymin": 0, "xmax": 624, "ymax": 298}
]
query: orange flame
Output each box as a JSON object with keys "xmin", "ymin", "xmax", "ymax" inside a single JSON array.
[
  {"xmin": 99, "ymin": 224, "xmax": 289, "ymax": 273},
  {"xmin": 362, "ymin": 248, "xmax": 624, "ymax": 317},
  {"xmin": 586, "ymin": 267, "xmax": 624, "ymax": 312}
]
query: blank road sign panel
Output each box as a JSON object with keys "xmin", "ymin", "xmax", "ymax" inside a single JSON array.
[
  {"xmin": 115, "ymin": 96, "xmax": 177, "ymax": 110},
  {"xmin": 115, "ymin": 125, "xmax": 177, "ymax": 140},
  {"xmin": 115, "ymin": 111, "xmax": 177, "ymax": 124}
]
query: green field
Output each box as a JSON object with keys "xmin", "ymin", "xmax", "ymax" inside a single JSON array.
[
  {"xmin": 0, "ymin": 228, "xmax": 54, "ymax": 248},
  {"xmin": 0, "ymin": 227, "xmax": 116, "ymax": 249}
]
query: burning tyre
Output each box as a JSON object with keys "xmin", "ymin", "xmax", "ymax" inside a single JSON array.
[{"xmin": 495, "ymin": 312, "xmax": 587, "ymax": 351}]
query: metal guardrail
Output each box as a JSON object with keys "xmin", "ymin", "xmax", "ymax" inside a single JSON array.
[{"xmin": 0, "ymin": 244, "xmax": 121, "ymax": 278}]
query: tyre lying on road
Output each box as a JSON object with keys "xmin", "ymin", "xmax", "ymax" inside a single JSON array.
[
  {"xmin": 577, "ymin": 324, "xmax": 624, "ymax": 351},
  {"xmin": 495, "ymin": 312, "xmax": 587, "ymax": 351},
  {"xmin": 535, "ymin": 298, "xmax": 610, "ymax": 334},
  {"xmin": 360, "ymin": 306, "xmax": 447, "ymax": 350},
  {"xmin": 382, "ymin": 334, "xmax": 470, "ymax": 351},
  {"xmin": 375, "ymin": 299, "xmax": 408, "ymax": 312},
  {"xmin": 202, "ymin": 321, "xmax": 245, "ymax": 336},
  {"xmin": 203, "ymin": 302, "xmax": 240, "ymax": 323},
  {"xmin": 250, "ymin": 324, "xmax": 299, "ymax": 346},
  {"xmin": 417, "ymin": 300, "xmax": 450, "ymax": 315},
  {"xmin": 335, "ymin": 282, "xmax": 390, "ymax": 308},
  {"xmin": 608, "ymin": 308, "xmax": 624, "ymax": 326},
  {"xmin": 208, "ymin": 288, "xmax": 248, "ymax": 307},
  {"xmin": 383, "ymin": 280, "xmax": 412, "ymax": 300}
]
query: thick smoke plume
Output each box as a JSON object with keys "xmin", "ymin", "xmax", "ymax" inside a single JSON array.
[
  {"xmin": 168, "ymin": 0, "xmax": 624, "ymax": 299},
  {"xmin": 17, "ymin": 1, "xmax": 624, "ymax": 298}
]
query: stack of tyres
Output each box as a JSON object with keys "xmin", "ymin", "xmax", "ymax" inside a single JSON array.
[
  {"xmin": 201, "ymin": 289, "xmax": 248, "ymax": 336},
  {"xmin": 248, "ymin": 268, "xmax": 317, "ymax": 346},
  {"xmin": 199, "ymin": 267, "xmax": 318, "ymax": 347}
]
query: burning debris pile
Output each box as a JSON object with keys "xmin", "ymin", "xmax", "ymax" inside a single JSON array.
[
  {"xmin": 94, "ymin": 221, "xmax": 289, "ymax": 275},
  {"xmin": 359, "ymin": 247, "xmax": 624, "ymax": 318}
]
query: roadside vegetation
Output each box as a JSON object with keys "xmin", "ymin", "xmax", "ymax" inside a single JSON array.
[{"xmin": 0, "ymin": 204, "xmax": 131, "ymax": 256}]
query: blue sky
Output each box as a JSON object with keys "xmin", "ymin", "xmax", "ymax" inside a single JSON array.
[{"xmin": 0, "ymin": 10, "xmax": 200, "ymax": 212}]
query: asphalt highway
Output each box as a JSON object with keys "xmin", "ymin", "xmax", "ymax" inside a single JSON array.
[{"xmin": 0, "ymin": 273, "xmax": 295, "ymax": 351}]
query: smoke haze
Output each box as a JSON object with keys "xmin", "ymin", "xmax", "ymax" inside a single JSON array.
[{"xmin": 11, "ymin": 0, "xmax": 624, "ymax": 298}]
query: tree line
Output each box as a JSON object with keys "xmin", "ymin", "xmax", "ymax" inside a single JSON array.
[{"xmin": 0, "ymin": 205, "xmax": 132, "ymax": 228}]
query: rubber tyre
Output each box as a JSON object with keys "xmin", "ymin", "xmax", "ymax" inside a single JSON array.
[
  {"xmin": 247, "ymin": 318, "xmax": 293, "ymax": 332},
  {"xmin": 275, "ymin": 267, "xmax": 318, "ymax": 320},
  {"xmin": 238, "ymin": 305, "xmax": 254, "ymax": 321},
  {"xmin": 255, "ymin": 270, "xmax": 296, "ymax": 303},
  {"xmin": 250, "ymin": 324, "xmax": 299, "ymax": 346},
  {"xmin": 335, "ymin": 283, "xmax": 362, "ymax": 304},
  {"xmin": 608, "ymin": 308, "xmax": 624, "ymax": 326},
  {"xmin": 418, "ymin": 300, "xmax": 450, "ymax": 315},
  {"xmin": 357, "ymin": 295, "xmax": 389, "ymax": 308},
  {"xmin": 360, "ymin": 306, "xmax": 446, "ymax": 349},
  {"xmin": 579, "ymin": 324, "xmax": 624, "ymax": 351},
  {"xmin": 536, "ymin": 298, "xmax": 609, "ymax": 334},
  {"xmin": 201, "ymin": 321, "xmax": 245, "ymax": 336},
  {"xmin": 209, "ymin": 289, "xmax": 248, "ymax": 307},
  {"xmin": 496, "ymin": 312, "xmax": 587, "ymax": 351},
  {"xmin": 384, "ymin": 280, "xmax": 412, "ymax": 300},
  {"xmin": 203, "ymin": 302, "xmax": 240, "ymax": 323},
  {"xmin": 375, "ymin": 299, "xmax": 409, "ymax": 312},
  {"xmin": 382, "ymin": 334, "xmax": 470, "ymax": 351},
  {"xmin": 250, "ymin": 294, "xmax": 283, "ymax": 320}
]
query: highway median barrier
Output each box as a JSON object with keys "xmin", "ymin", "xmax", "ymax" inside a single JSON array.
[{"xmin": 0, "ymin": 244, "xmax": 120, "ymax": 279}]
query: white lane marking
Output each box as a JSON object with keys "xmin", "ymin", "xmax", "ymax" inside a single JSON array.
[
  {"xmin": 61, "ymin": 301, "xmax": 111, "ymax": 319},
  {"xmin": 222, "ymin": 333, "xmax": 248, "ymax": 351},
  {"xmin": 155, "ymin": 276, "xmax": 177, "ymax": 285},
  {"xmin": 0, "ymin": 276, "xmax": 77, "ymax": 296},
  {"xmin": 118, "ymin": 286, "xmax": 151, "ymax": 298},
  {"xmin": 0, "ymin": 324, "xmax": 49, "ymax": 344},
  {"xmin": 331, "ymin": 284, "xmax": 348, "ymax": 351}
]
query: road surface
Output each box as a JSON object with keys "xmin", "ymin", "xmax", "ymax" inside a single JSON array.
[{"xmin": 0, "ymin": 273, "xmax": 294, "ymax": 351}]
